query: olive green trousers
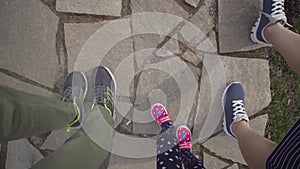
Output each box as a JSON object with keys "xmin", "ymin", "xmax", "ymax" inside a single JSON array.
[{"xmin": 0, "ymin": 85, "xmax": 114, "ymax": 169}]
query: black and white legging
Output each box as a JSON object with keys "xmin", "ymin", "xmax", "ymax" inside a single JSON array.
[{"xmin": 156, "ymin": 122, "xmax": 205, "ymax": 169}]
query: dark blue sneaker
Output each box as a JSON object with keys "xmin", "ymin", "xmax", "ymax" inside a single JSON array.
[
  {"xmin": 250, "ymin": 0, "xmax": 291, "ymax": 43},
  {"xmin": 62, "ymin": 71, "xmax": 88, "ymax": 132},
  {"xmin": 91, "ymin": 67, "xmax": 116, "ymax": 118},
  {"xmin": 222, "ymin": 82, "xmax": 249, "ymax": 138}
]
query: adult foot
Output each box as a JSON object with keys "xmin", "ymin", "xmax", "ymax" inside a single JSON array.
[
  {"xmin": 250, "ymin": 0, "xmax": 290, "ymax": 43},
  {"xmin": 91, "ymin": 66, "xmax": 116, "ymax": 118},
  {"xmin": 222, "ymin": 82, "xmax": 249, "ymax": 138},
  {"xmin": 62, "ymin": 71, "xmax": 88, "ymax": 132}
]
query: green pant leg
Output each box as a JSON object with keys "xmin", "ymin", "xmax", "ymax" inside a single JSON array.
[
  {"xmin": 0, "ymin": 85, "xmax": 76, "ymax": 143},
  {"xmin": 31, "ymin": 106, "xmax": 115, "ymax": 169}
]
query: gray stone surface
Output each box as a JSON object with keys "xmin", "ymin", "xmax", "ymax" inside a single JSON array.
[
  {"xmin": 250, "ymin": 114, "xmax": 268, "ymax": 136},
  {"xmin": 6, "ymin": 139, "xmax": 43, "ymax": 169},
  {"xmin": 218, "ymin": 0, "xmax": 269, "ymax": 53},
  {"xmin": 64, "ymin": 21, "xmax": 133, "ymax": 73},
  {"xmin": 189, "ymin": 0, "xmax": 216, "ymax": 35},
  {"xmin": 227, "ymin": 164, "xmax": 239, "ymax": 169},
  {"xmin": 0, "ymin": 0, "xmax": 60, "ymax": 88},
  {"xmin": 133, "ymin": 34, "xmax": 182, "ymax": 59},
  {"xmin": 194, "ymin": 54, "xmax": 271, "ymax": 142},
  {"xmin": 178, "ymin": 25, "xmax": 217, "ymax": 54},
  {"xmin": 185, "ymin": 0, "xmax": 200, "ymax": 7},
  {"xmin": 64, "ymin": 22, "xmax": 109, "ymax": 72},
  {"xmin": 203, "ymin": 152, "xmax": 229, "ymax": 169},
  {"xmin": 0, "ymin": 72, "xmax": 56, "ymax": 97},
  {"xmin": 207, "ymin": 30, "xmax": 218, "ymax": 52},
  {"xmin": 193, "ymin": 54, "xmax": 226, "ymax": 142},
  {"xmin": 203, "ymin": 132, "xmax": 246, "ymax": 165},
  {"xmin": 131, "ymin": 0, "xmax": 189, "ymax": 19},
  {"xmin": 56, "ymin": 0, "xmax": 122, "ymax": 16},
  {"xmin": 203, "ymin": 114, "xmax": 269, "ymax": 165},
  {"xmin": 178, "ymin": 0, "xmax": 216, "ymax": 54},
  {"xmin": 133, "ymin": 57, "xmax": 198, "ymax": 134},
  {"xmin": 181, "ymin": 50, "xmax": 202, "ymax": 66},
  {"xmin": 41, "ymin": 129, "xmax": 77, "ymax": 150}
]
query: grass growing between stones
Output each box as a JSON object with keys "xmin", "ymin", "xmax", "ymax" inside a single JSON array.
[{"xmin": 264, "ymin": 18, "xmax": 300, "ymax": 143}]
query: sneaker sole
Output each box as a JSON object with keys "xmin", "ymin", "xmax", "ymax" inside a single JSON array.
[
  {"xmin": 250, "ymin": 16, "xmax": 263, "ymax": 43},
  {"xmin": 176, "ymin": 125, "xmax": 192, "ymax": 139},
  {"xmin": 103, "ymin": 66, "xmax": 117, "ymax": 121},
  {"xmin": 221, "ymin": 82, "xmax": 241, "ymax": 137},
  {"xmin": 250, "ymin": 0, "xmax": 267, "ymax": 44}
]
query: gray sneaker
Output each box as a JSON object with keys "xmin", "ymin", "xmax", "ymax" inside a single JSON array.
[
  {"xmin": 91, "ymin": 66, "xmax": 116, "ymax": 118},
  {"xmin": 62, "ymin": 71, "xmax": 88, "ymax": 132}
]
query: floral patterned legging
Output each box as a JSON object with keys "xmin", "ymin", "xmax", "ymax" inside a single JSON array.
[{"xmin": 156, "ymin": 122, "xmax": 205, "ymax": 169}]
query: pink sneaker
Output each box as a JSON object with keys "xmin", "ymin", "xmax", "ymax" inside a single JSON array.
[
  {"xmin": 176, "ymin": 125, "xmax": 192, "ymax": 150},
  {"xmin": 151, "ymin": 103, "xmax": 173, "ymax": 127}
]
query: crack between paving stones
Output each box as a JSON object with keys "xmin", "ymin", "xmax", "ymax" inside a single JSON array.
[
  {"xmin": 203, "ymin": 145, "xmax": 250, "ymax": 168},
  {"xmin": 175, "ymin": 25, "xmax": 213, "ymax": 63},
  {"xmin": 59, "ymin": 12, "xmax": 120, "ymax": 23},
  {"xmin": 54, "ymin": 20, "xmax": 68, "ymax": 95},
  {"xmin": 121, "ymin": 0, "xmax": 132, "ymax": 17},
  {"xmin": 154, "ymin": 20, "xmax": 186, "ymax": 55},
  {"xmin": 26, "ymin": 131, "xmax": 52, "ymax": 158},
  {"xmin": 0, "ymin": 68, "xmax": 56, "ymax": 94},
  {"xmin": 40, "ymin": 0, "xmax": 121, "ymax": 23},
  {"xmin": 0, "ymin": 142, "xmax": 7, "ymax": 169},
  {"xmin": 249, "ymin": 110, "xmax": 268, "ymax": 120},
  {"xmin": 188, "ymin": 65, "xmax": 202, "ymax": 134},
  {"xmin": 224, "ymin": 48, "xmax": 270, "ymax": 59},
  {"xmin": 214, "ymin": 0, "xmax": 220, "ymax": 54},
  {"xmin": 202, "ymin": 146, "xmax": 236, "ymax": 166},
  {"xmin": 174, "ymin": 0, "xmax": 199, "ymax": 15}
]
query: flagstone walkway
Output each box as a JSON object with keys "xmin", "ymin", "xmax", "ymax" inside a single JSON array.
[{"xmin": 0, "ymin": 0, "xmax": 272, "ymax": 168}]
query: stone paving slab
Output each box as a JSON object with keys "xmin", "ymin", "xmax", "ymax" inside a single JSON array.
[
  {"xmin": 203, "ymin": 152, "xmax": 229, "ymax": 168},
  {"xmin": 6, "ymin": 139, "xmax": 43, "ymax": 169},
  {"xmin": 64, "ymin": 22, "xmax": 109, "ymax": 72},
  {"xmin": 181, "ymin": 50, "xmax": 202, "ymax": 66},
  {"xmin": 56, "ymin": 0, "xmax": 122, "ymax": 16},
  {"xmin": 193, "ymin": 54, "xmax": 271, "ymax": 142},
  {"xmin": 131, "ymin": 0, "xmax": 189, "ymax": 19},
  {"xmin": 203, "ymin": 114, "xmax": 269, "ymax": 165},
  {"xmin": 0, "ymin": 0, "xmax": 60, "ymax": 88},
  {"xmin": 218, "ymin": 0, "xmax": 269, "ymax": 53},
  {"xmin": 227, "ymin": 163, "xmax": 239, "ymax": 169},
  {"xmin": 133, "ymin": 57, "xmax": 199, "ymax": 134},
  {"xmin": 64, "ymin": 19, "xmax": 133, "ymax": 73},
  {"xmin": 133, "ymin": 34, "xmax": 182, "ymax": 59},
  {"xmin": 189, "ymin": 0, "xmax": 216, "ymax": 35}
]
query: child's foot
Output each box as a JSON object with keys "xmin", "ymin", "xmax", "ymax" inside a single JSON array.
[
  {"xmin": 222, "ymin": 82, "xmax": 249, "ymax": 138},
  {"xmin": 250, "ymin": 0, "xmax": 291, "ymax": 43},
  {"xmin": 176, "ymin": 125, "xmax": 192, "ymax": 151},
  {"xmin": 62, "ymin": 71, "xmax": 88, "ymax": 132},
  {"xmin": 91, "ymin": 66, "xmax": 116, "ymax": 118},
  {"xmin": 151, "ymin": 103, "xmax": 173, "ymax": 127}
]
